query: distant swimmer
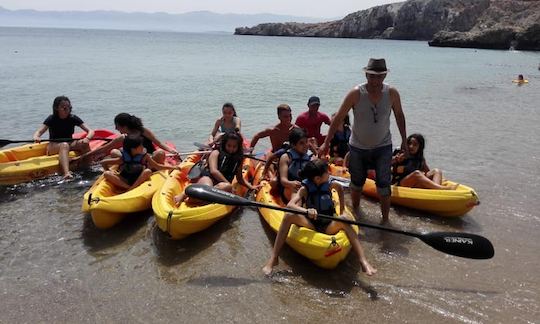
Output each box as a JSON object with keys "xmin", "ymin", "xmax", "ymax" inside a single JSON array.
[{"xmin": 512, "ymin": 74, "xmax": 528, "ymax": 84}]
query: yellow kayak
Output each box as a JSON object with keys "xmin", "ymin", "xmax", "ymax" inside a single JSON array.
[
  {"xmin": 84, "ymin": 169, "xmax": 170, "ymax": 229},
  {"xmin": 0, "ymin": 129, "xmax": 116, "ymax": 185},
  {"xmin": 328, "ymin": 164, "xmax": 479, "ymax": 217},
  {"xmin": 152, "ymin": 155, "xmax": 252, "ymax": 240},
  {"xmin": 253, "ymin": 163, "xmax": 357, "ymax": 269}
]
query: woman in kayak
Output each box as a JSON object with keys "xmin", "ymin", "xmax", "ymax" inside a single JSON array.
[
  {"xmin": 262, "ymin": 159, "xmax": 377, "ymax": 276},
  {"xmin": 78, "ymin": 113, "xmax": 179, "ymax": 164},
  {"xmin": 174, "ymin": 131, "xmax": 257, "ymax": 205},
  {"xmin": 33, "ymin": 96, "xmax": 95, "ymax": 180},
  {"xmin": 392, "ymin": 133, "xmax": 458, "ymax": 190},
  {"xmin": 101, "ymin": 134, "xmax": 178, "ymax": 190},
  {"xmin": 207, "ymin": 103, "xmax": 242, "ymax": 147}
]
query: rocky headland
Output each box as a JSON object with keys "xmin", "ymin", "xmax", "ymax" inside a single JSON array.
[{"xmin": 234, "ymin": 0, "xmax": 540, "ymax": 50}]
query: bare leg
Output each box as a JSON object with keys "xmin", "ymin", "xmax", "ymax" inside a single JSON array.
[
  {"xmin": 128, "ymin": 168, "xmax": 152, "ymax": 190},
  {"xmin": 174, "ymin": 176, "xmax": 213, "ymax": 206},
  {"xmin": 152, "ymin": 150, "xmax": 166, "ymax": 165},
  {"xmin": 426, "ymin": 168, "xmax": 443, "ymax": 185},
  {"xmin": 326, "ymin": 221, "xmax": 377, "ymax": 276},
  {"xmin": 380, "ymin": 195, "xmax": 391, "ymax": 224},
  {"xmin": 351, "ymin": 189, "xmax": 362, "ymax": 220},
  {"xmin": 103, "ymin": 171, "xmax": 130, "ymax": 190},
  {"xmin": 56, "ymin": 143, "xmax": 73, "ymax": 179},
  {"xmin": 262, "ymin": 213, "xmax": 314, "ymax": 275},
  {"xmin": 400, "ymin": 171, "xmax": 456, "ymax": 190}
]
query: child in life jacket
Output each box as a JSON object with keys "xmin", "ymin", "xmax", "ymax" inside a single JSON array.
[
  {"xmin": 262, "ymin": 159, "xmax": 377, "ymax": 276},
  {"xmin": 392, "ymin": 133, "xmax": 458, "ymax": 190},
  {"xmin": 101, "ymin": 134, "xmax": 178, "ymax": 190},
  {"xmin": 277, "ymin": 128, "xmax": 313, "ymax": 201},
  {"xmin": 174, "ymin": 132, "xmax": 257, "ymax": 206}
]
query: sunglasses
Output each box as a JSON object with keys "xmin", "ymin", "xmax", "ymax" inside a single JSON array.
[
  {"xmin": 367, "ymin": 74, "xmax": 385, "ymax": 79},
  {"xmin": 370, "ymin": 105, "xmax": 378, "ymax": 123}
]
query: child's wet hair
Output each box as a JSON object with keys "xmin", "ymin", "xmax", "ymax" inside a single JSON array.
[
  {"xmin": 289, "ymin": 128, "xmax": 307, "ymax": 145},
  {"xmin": 114, "ymin": 113, "xmax": 144, "ymax": 132},
  {"xmin": 299, "ymin": 159, "xmax": 328, "ymax": 180},
  {"xmin": 222, "ymin": 103, "xmax": 237, "ymax": 117},
  {"xmin": 123, "ymin": 134, "xmax": 143, "ymax": 152},
  {"xmin": 52, "ymin": 96, "xmax": 71, "ymax": 117}
]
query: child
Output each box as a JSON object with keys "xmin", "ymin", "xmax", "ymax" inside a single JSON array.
[
  {"xmin": 262, "ymin": 159, "xmax": 377, "ymax": 276},
  {"xmin": 175, "ymin": 132, "xmax": 257, "ymax": 205},
  {"xmin": 78, "ymin": 113, "xmax": 179, "ymax": 165},
  {"xmin": 392, "ymin": 133, "xmax": 458, "ymax": 190},
  {"xmin": 249, "ymin": 104, "xmax": 298, "ymax": 153},
  {"xmin": 208, "ymin": 103, "xmax": 242, "ymax": 147},
  {"xmin": 101, "ymin": 135, "xmax": 178, "ymax": 190},
  {"xmin": 329, "ymin": 113, "xmax": 351, "ymax": 166},
  {"xmin": 33, "ymin": 96, "xmax": 94, "ymax": 180},
  {"xmin": 277, "ymin": 128, "xmax": 313, "ymax": 201}
]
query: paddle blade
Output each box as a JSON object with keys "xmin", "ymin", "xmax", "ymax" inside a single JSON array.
[
  {"xmin": 185, "ymin": 184, "xmax": 252, "ymax": 207},
  {"xmin": 419, "ymin": 232, "xmax": 494, "ymax": 259}
]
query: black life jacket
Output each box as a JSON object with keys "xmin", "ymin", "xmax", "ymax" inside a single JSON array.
[
  {"xmin": 286, "ymin": 149, "xmax": 311, "ymax": 181},
  {"xmin": 216, "ymin": 150, "xmax": 241, "ymax": 182},
  {"xmin": 392, "ymin": 156, "xmax": 424, "ymax": 184},
  {"xmin": 302, "ymin": 179, "xmax": 336, "ymax": 216},
  {"xmin": 120, "ymin": 149, "xmax": 146, "ymax": 176}
]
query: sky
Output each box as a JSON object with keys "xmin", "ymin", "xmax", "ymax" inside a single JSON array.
[{"xmin": 0, "ymin": 0, "xmax": 396, "ymax": 18}]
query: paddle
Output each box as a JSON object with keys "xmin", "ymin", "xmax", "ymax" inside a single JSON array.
[
  {"xmin": 0, "ymin": 137, "xmax": 113, "ymax": 149},
  {"xmin": 185, "ymin": 184, "xmax": 494, "ymax": 260}
]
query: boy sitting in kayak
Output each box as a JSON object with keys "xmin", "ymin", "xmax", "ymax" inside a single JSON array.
[
  {"xmin": 262, "ymin": 159, "xmax": 377, "ymax": 276},
  {"xmin": 174, "ymin": 132, "xmax": 258, "ymax": 205},
  {"xmin": 101, "ymin": 134, "xmax": 178, "ymax": 190},
  {"xmin": 392, "ymin": 133, "xmax": 458, "ymax": 190}
]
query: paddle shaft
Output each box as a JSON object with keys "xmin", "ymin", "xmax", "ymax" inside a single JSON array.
[{"xmin": 251, "ymin": 200, "xmax": 419, "ymax": 238}]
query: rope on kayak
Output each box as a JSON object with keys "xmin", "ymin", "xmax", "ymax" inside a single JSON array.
[
  {"xmin": 166, "ymin": 210, "xmax": 173, "ymax": 234},
  {"xmin": 87, "ymin": 193, "xmax": 100, "ymax": 206}
]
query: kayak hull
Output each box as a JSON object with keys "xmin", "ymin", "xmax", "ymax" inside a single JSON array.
[
  {"xmin": 253, "ymin": 163, "xmax": 356, "ymax": 269},
  {"xmin": 0, "ymin": 129, "xmax": 116, "ymax": 185},
  {"xmin": 152, "ymin": 155, "xmax": 251, "ymax": 240},
  {"xmin": 328, "ymin": 164, "xmax": 479, "ymax": 217}
]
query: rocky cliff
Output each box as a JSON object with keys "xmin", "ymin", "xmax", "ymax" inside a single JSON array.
[{"xmin": 234, "ymin": 0, "xmax": 540, "ymax": 50}]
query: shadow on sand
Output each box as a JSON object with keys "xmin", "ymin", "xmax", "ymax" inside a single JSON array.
[
  {"xmin": 81, "ymin": 210, "xmax": 151, "ymax": 253},
  {"xmin": 257, "ymin": 215, "xmax": 379, "ymax": 300},
  {"xmin": 152, "ymin": 208, "xmax": 243, "ymax": 267}
]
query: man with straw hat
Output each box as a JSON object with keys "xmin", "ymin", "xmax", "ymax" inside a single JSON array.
[{"xmin": 318, "ymin": 58, "xmax": 407, "ymax": 223}]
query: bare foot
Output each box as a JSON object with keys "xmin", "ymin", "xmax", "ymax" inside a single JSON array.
[
  {"xmin": 360, "ymin": 260, "xmax": 377, "ymax": 276},
  {"xmin": 380, "ymin": 217, "xmax": 390, "ymax": 225},
  {"xmin": 63, "ymin": 172, "xmax": 74, "ymax": 180},
  {"xmin": 450, "ymin": 183, "xmax": 460, "ymax": 190},
  {"xmin": 262, "ymin": 257, "xmax": 278, "ymax": 276}
]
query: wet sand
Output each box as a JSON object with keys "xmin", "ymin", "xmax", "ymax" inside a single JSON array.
[{"xmin": 0, "ymin": 169, "xmax": 538, "ymax": 323}]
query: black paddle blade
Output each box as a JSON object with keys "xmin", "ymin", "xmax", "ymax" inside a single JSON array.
[
  {"xmin": 0, "ymin": 139, "xmax": 15, "ymax": 148},
  {"xmin": 185, "ymin": 184, "xmax": 252, "ymax": 207},
  {"xmin": 419, "ymin": 232, "xmax": 494, "ymax": 260}
]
